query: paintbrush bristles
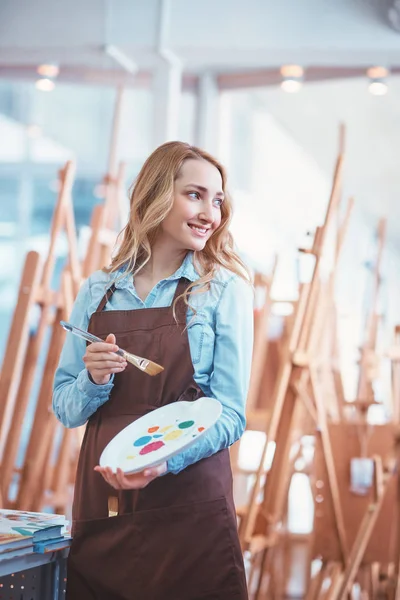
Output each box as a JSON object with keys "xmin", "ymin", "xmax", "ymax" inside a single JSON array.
[
  {"xmin": 142, "ymin": 361, "xmax": 165, "ymax": 376},
  {"xmin": 123, "ymin": 351, "xmax": 164, "ymax": 376}
]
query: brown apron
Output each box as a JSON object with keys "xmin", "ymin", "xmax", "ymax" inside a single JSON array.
[{"xmin": 66, "ymin": 278, "xmax": 248, "ymax": 600}]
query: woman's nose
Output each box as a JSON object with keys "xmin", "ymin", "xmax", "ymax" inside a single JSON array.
[{"xmin": 199, "ymin": 205, "xmax": 213, "ymax": 222}]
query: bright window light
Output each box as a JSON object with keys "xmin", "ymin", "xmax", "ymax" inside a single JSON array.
[
  {"xmin": 238, "ymin": 431, "xmax": 276, "ymax": 472},
  {"xmin": 287, "ymin": 472, "xmax": 314, "ymax": 534}
]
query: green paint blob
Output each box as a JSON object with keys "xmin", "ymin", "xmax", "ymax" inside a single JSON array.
[{"xmin": 178, "ymin": 420, "xmax": 195, "ymax": 429}]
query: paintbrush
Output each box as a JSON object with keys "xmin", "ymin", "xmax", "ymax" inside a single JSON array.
[{"xmin": 60, "ymin": 320, "xmax": 164, "ymax": 376}]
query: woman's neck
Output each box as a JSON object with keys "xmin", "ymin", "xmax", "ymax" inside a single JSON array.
[{"xmin": 140, "ymin": 243, "xmax": 187, "ymax": 284}]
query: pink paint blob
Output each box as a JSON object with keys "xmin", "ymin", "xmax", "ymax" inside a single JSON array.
[{"xmin": 139, "ymin": 440, "xmax": 165, "ymax": 455}]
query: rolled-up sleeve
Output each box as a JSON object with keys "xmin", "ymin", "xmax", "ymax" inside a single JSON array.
[
  {"xmin": 52, "ymin": 278, "xmax": 114, "ymax": 428},
  {"xmin": 168, "ymin": 275, "xmax": 254, "ymax": 474}
]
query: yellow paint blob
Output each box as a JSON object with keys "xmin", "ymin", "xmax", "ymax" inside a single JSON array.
[
  {"xmin": 164, "ymin": 430, "xmax": 183, "ymax": 441},
  {"xmin": 160, "ymin": 425, "xmax": 173, "ymax": 433}
]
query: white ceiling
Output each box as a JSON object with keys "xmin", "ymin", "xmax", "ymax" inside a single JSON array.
[
  {"xmin": 0, "ymin": 0, "xmax": 399, "ymax": 78},
  {"xmin": 251, "ymin": 75, "xmax": 400, "ymax": 247}
]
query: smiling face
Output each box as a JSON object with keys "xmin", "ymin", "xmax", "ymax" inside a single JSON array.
[{"xmin": 157, "ymin": 158, "xmax": 224, "ymax": 253}]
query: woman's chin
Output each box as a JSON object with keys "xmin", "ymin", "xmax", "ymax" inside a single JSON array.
[{"xmin": 187, "ymin": 239, "xmax": 207, "ymax": 252}]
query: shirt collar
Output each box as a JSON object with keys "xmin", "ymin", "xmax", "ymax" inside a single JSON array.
[{"xmin": 112, "ymin": 252, "xmax": 199, "ymax": 290}]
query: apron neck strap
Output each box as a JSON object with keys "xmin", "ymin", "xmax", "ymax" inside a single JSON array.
[
  {"xmin": 173, "ymin": 277, "xmax": 190, "ymax": 302},
  {"xmin": 173, "ymin": 277, "xmax": 191, "ymax": 319},
  {"xmin": 96, "ymin": 284, "xmax": 116, "ymax": 313}
]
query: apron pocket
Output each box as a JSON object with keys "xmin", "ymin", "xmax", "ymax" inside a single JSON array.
[{"xmin": 135, "ymin": 496, "xmax": 245, "ymax": 600}]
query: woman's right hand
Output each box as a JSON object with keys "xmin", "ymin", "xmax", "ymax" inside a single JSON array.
[{"xmin": 83, "ymin": 333, "xmax": 127, "ymax": 385}]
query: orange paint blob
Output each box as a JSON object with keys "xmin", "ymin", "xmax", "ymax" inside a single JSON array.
[
  {"xmin": 198, "ymin": 427, "xmax": 205, "ymax": 432},
  {"xmin": 148, "ymin": 426, "xmax": 159, "ymax": 433}
]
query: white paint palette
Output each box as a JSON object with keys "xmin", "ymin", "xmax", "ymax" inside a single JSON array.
[{"xmin": 99, "ymin": 398, "xmax": 222, "ymax": 474}]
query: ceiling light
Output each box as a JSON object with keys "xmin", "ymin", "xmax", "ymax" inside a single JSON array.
[
  {"xmin": 35, "ymin": 78, "xmax": 55, "ymax": 92},
  {"xmin": 368, "ymin": 81, "xmax": 388, "ymax": 96},
  {"xmin": 281, "ymin": 79, "xmax": 302, "ymax": 93},
  {"xmin": 367, "ymin": 66, "xmax": 389, "ymax": 96},
  {"xmin": 37, "ymin": 63, "xmax": 59, "ymax": 78},
  {"xmin": 280, "ymin": 64, "xmax": 304, "ymax": 93},
  {"xmin": 280, "ymin": 65, "xmax": 304, "ymax": 78},
  {"xmin": 367, "ymin": 66, "xmax": 389, "ymax": 79}
]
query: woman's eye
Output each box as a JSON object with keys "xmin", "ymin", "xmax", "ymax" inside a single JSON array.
[
  {"xmin": 188, "ymin": 192, "xmax": 200, "ymax": 200},
  {"xmin": 213, "ymin": 198, "xmax": 223, "ymax": 207}
]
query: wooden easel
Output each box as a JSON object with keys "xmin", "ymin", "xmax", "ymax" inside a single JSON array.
[
  {"xmin": 0, "ymin": 161, "xmax": 79, "ymax": 506},
  {"xmin": 309, "ymin": 422, "xmax": 398, "ymax": 599},
  {"xmin": 40, "ymin": 166, "xmax": 127, "ymax": 514},
  {"xmin": 82, "ymin": 161, "xmax": 127, "ymax": 279},
  {"xmin": 238, "ymin": 130, "xmax": 353, "ymax": 598},
  {"xmin": 388, "ymin": 326, "xmax": 400, "ymax": 424},
  {"xmin": 355, "ymin": 218, "xmax": 386, "ymax": 408},
  {"xmin": 306, "ymin": 219, "xmax": 391, "ymax": 598},
  {"xmin": 230, "ymin": 265, "xmax": 277, "ymax": 487},
  {"xmin": 14, "ymin": 156, "xmax": 127, "ymax": 512},
  {"xmin": 243, "ymin": 218, "xmax": 392, "ymax": 599}
]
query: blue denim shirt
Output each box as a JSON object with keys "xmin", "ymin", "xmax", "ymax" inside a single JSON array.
[{"xmin": 52, "ymin": 253, "xmax": 254, "ymax": 474}]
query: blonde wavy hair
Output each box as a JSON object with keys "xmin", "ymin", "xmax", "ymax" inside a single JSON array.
[{"xmin": 107, "ymin": 141, "xmax": 251, "ymax": 310}]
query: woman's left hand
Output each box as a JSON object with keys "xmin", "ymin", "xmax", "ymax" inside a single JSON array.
[{"xmin": 94, "ymin": 463, "xmax": 167, "ymax": 489}]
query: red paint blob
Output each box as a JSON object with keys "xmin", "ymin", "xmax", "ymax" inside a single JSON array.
[
  {"xmin": 198, "ymin": 427, "xmax": 205, "ymax": 432},
  {"xmin": 139, "ymin": 441, "xmax": 165, "ymax": 455}
]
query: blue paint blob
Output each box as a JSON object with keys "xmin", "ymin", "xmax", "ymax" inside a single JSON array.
[
  {"xmin": 133, "ymin": 435, "xmax": 152, "ymax": 447},
  {"xmin": 153, "ymin": 434, "xmax": 163, "ymax": 438}
]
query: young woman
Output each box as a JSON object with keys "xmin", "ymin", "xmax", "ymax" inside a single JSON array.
[{"xmin": 53, "ymin": 141, "xmax": 254, "ymax": 600}]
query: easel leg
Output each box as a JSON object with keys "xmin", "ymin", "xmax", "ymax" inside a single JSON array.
[
  {"xmin": 306, "ymin": 561, "xmax": 330, "ymax": 600},
  {"xmin": 330, "ymin": 483, "xmax": 387, "ymax": 599},
  {"xmin": 254, "ymin": 547, "xmax": 269, "ymax": 600}
]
